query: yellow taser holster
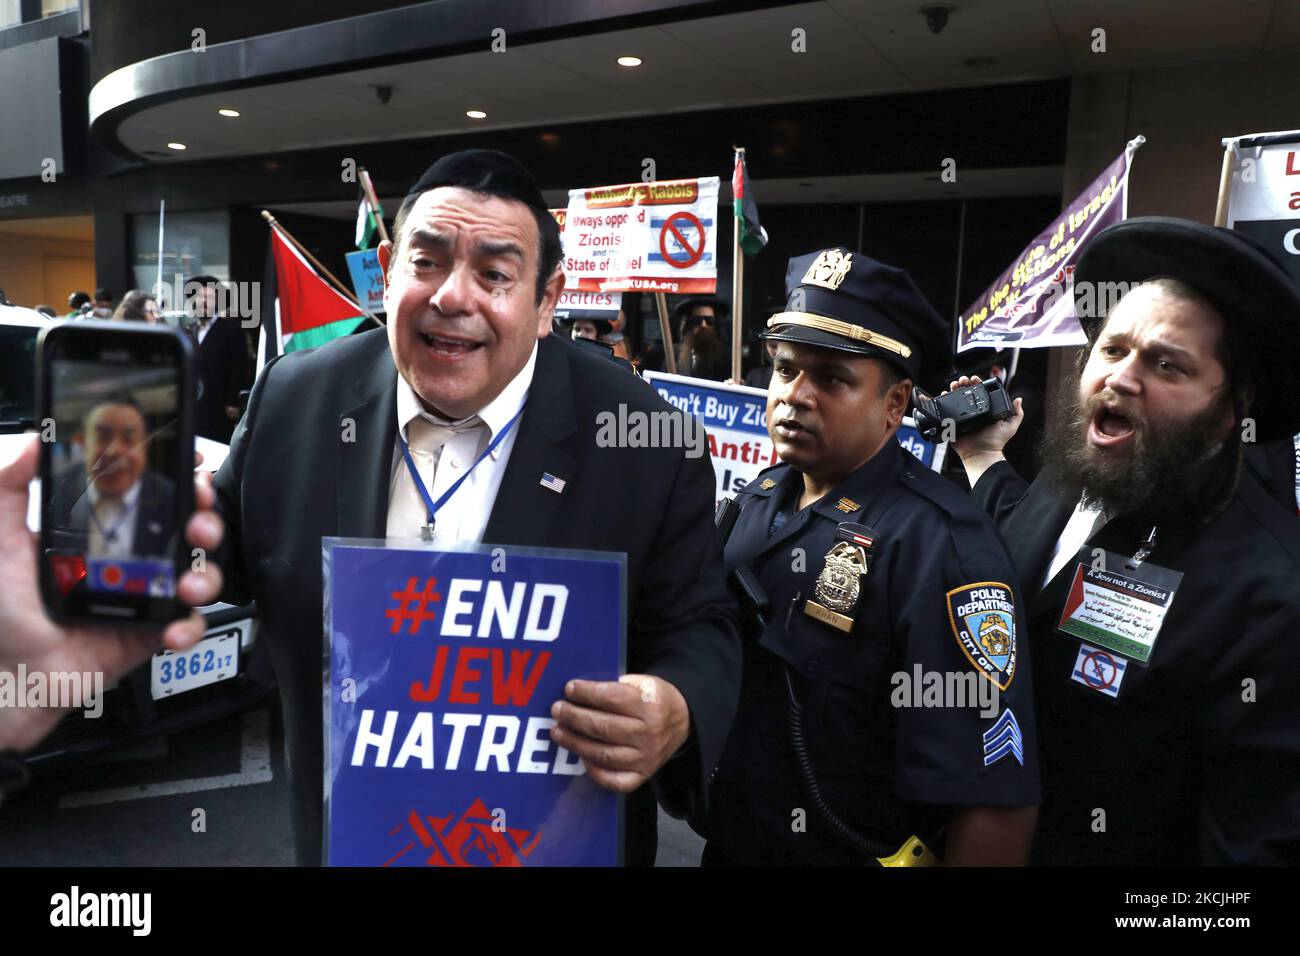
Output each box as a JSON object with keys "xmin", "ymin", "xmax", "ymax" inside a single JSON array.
[{"xmin": 877, "ymin": 835, "xmax": 940, "ymax": 867}]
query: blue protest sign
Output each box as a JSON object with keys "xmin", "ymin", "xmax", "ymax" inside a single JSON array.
[
  {"xmin": 644, "ymin": 371, "xmax": 777, "ymax": 503},
  {"xmin": 896, "ymin": 419, "xmax": 945, "ymax": 471},
  {"xmin": 325, "ymin": 540, "xmax": 625, "ymax": 867},
  {"xmin": 644, "ymin": 372, "xmax": 946, "ymax": 499},
  {"xmin": 344, "ymin": 249, "xmax": 386, "ymax": 314}
]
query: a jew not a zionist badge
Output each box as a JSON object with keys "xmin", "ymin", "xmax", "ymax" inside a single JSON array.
[{"xmin": 946, "ymin": 582, "xmax": 1017, "ymax": 691}]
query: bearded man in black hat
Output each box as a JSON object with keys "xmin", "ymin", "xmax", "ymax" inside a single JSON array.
[
  {"xmin": 700, "ymin": 248, "xmax": 1041, "ymax": 866},
  {"xmin": 674, "ymin": 295, "xmax": 730, "ymax": 381},
  {"xmin": 953, "ymin": 217, "xmax": 1300, "ymax": 865},
  {"xmin": 206, "ymin": 149, "xmax": 740, "ymax": 866}
]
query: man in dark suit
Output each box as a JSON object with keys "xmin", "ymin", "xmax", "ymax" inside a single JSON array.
[
  {"xmin": 47, "ymin": 396, "xmax": 176, "ymax": 558},
  {"xmin": 189, "ymin": 276, "xmax": 249, "ymax": 443},
  {"xmin": 951, "ymin": 218, "xmax": 1300, "ymax": 865},
  {"xmin": 210, "ymin": 150, "xmax": 741, "ymax": 866}
]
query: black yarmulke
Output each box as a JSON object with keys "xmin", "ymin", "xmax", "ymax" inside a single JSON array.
[{"xmin": 406, "ymin": 149, "xmax": 547, "ymax": 210}]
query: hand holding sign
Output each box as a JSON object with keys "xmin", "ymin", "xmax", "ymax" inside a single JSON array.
[{"xmin": 549, "ymin": 674, "xmax": 690, "ymax": 793}]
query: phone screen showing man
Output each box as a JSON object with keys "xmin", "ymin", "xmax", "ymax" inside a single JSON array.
[{"xmin": 39, "ymin": 324, "xmax": 194, "ymax": 625}]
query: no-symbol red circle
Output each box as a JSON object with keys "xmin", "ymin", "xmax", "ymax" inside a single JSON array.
[
  {"xmin": 659, "ymin": 211, "xmax": 705, "ymax": 269},
  {"xmin": 1081, "ymin": 649, "xmax": 1117, "ymax": 689}
]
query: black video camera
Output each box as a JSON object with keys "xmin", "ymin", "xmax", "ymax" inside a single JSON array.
[{"xmin": 911, "ymin": 377, "xmax": 1012, "ymax": 442}]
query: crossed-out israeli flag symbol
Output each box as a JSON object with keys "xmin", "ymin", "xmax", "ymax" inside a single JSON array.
[{"xmin": 982, "ymin": 708, "xmax": 1024, "ymax": 767}]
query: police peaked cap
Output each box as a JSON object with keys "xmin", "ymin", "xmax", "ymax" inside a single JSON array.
[{"xmin": 762, "ymin": 247, "xmax": 952, "ymax": 390}]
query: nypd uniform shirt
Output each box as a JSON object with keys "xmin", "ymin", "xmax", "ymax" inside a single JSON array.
[{"xmin": 704, "ymin": 442, "xmax": 1040, "ymax": 866}]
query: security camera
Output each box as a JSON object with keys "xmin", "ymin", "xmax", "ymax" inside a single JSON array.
[{"xmin": 923, "ymin": 5, "xmax": 950, "ymax": 34}]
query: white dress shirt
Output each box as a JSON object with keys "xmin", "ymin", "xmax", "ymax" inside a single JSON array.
[
  {"xmin": 1042, "ymin": 496, "xmax": 1104, "ymax": 590},
  {"xmin": 386, "ymin": 343, "xmax": 537, "ymax": 543},
  {"xmin": 87, "ymin": 479, "xmax": 142, "ymax": 558}
]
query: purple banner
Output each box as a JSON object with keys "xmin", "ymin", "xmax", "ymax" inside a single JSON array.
[{"xmin": 957, "ymin": 142, "xmax": 1140, "ymax": 352}]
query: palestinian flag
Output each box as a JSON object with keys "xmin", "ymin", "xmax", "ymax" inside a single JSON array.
[
  {"xmin": 733, "ymin": 150, "xmax": 768, "ymax": 257},
  {"xmin": 355, "ymin": 181, "xmax": 384, "ymax": 250},
  {"xmin": 257, "ymin": 225, "xmax": 366, "ymax": 374}
]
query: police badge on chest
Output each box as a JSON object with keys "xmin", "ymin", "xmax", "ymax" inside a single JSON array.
[{"xmin": 805, "ymin": 523, "xmax": 877, "ymax": 633}]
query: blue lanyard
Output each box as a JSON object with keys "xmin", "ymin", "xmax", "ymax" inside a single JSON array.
[
  {"xmin": 88, "ymin": 494, "xmax": 137, "ymax": 543},
  {"xmin": 398, "ymin": 407, "xmax": 524, "ymax": 539}
]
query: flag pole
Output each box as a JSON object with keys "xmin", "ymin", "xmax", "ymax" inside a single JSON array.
[
  {"xmin": 155, "ymin": 199, "xmax": 165, "ymax": 303},
  {"xmin": 654, "ymin": 292, "xmax": 677, "ymax": 374},
  {"xmin": 731, "ymin": 146, "xmax": 745, "ymax": 382},
  {"xmin": 1213, "ymin": 143, "xmax": 1235, "ymax": 227},
  {"xmin": 359, "ymin": 168, "xmax": 390, "ymax": 244},
  {"xmin": 261, "ymin": 210, "xmax": 384, "ymax": 329}
]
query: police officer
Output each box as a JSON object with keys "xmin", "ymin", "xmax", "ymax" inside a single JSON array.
[{"xmin": 701, "ymin": 248, "xmax": 1041, "ymax": 866}]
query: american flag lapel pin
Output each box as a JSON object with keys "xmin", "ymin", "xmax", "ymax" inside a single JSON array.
[{"xmin": 539, "ymin": 472, "xmax": 567, "ymax": 494}]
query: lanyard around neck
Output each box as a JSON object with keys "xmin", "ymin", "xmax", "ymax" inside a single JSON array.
[
  {"xmin": 88, "ymin": 494, "xmax": 137, "ymax": 543},
  {"xmin": 398, "ymin": 406, "xmax": 524, "ymax": 537}
]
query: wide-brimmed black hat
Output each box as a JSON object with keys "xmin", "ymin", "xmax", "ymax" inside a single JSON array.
[
  {"xmin": 563, "ymin": 315, "xmax": 613, "ymax": 334},
  {"xmin": 1074, "ymin": 216, "xmax": 1300, "ymax": 441},
  {"xmin": 674, "ymin": 296, "xmax": 730, "ymax": 323},
  {"xmin": 761, "ymin": 247, "xmax": 951, "ymax": 389}
]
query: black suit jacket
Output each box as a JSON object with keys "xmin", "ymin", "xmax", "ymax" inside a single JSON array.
[
  {"xmin": 47, "ymin": 467, "xmax": 176, "ymax": 556},
  {"xmin": 194, "ymin": 317, "xmax": 249, "ymax": 443},
  {"xmin": 973, "ymin": 460, "xmax": 1300, "ymax": 864},
  {"xmin": 1245, "ymin": 437, "xmax": 1297, "ymax": 515},
  {"xmin": 213, "ymin": 329, "xmax": 741, "ymax": 866}
]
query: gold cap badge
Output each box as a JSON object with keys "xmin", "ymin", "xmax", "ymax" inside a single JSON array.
[{"xmin": 802, "ymin": 249, "xmax": 854, "ymax": 291}]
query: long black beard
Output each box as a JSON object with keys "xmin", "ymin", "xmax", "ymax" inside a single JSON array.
[
  {"xmin": 678, "ymin": 326, "xmax": 724, "ymax": 373},
  {"xmin": 1040, "ymin": 390, "xmax": 1239, "ymax": 526}
]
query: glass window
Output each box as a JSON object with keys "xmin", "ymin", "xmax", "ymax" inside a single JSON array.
[
  {"xmin": 130, "ymin": 210, "xmax": 230, "ymax": 318},
  {"xmin": 1, "ymin": 0, "xmax": 78, "ymax": 28}
]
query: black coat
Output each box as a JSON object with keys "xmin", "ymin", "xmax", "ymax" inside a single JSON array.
[
  {"xmin": 193, "ymin": 317, "xmax": 249, "ymax": 443},
  {"xmin": 47, "ymin": 466, "xmax": 176, "ymax": 556},
  {"xmin": 1245, "ymin": 437, "xmax": 1297, "ymax": 515},
  {"xmin": 973, "ymin": 459, "xmax": 1300, "ymax": 864},
  {"xmin": 213, "ymin": 329, "xmax": 741, "ymax": 866}
]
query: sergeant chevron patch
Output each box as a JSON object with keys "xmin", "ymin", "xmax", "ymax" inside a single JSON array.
[{"xmin": 982, "ymin": 708, "xmax": 1024, "ymax": 767}]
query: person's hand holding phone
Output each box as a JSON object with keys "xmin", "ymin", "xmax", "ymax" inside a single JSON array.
[{"xmin": 0, "ymin": 436, "xmax": 224, "ymax": 752}]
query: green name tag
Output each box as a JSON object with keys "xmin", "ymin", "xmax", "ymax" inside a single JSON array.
[{"xmin": 1056, "ymin": 552, "xmax": 1182, "ymax": 666}]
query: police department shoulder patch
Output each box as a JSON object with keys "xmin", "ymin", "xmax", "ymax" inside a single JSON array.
[{"xmin": 946, "ymin": 581, "xmax": 1017, "ymax": 690}]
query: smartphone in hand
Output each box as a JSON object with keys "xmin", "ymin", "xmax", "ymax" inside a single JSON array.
[{"xmin": 37, "ymin": 321, "xmax": 196, "ymax": 626}]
